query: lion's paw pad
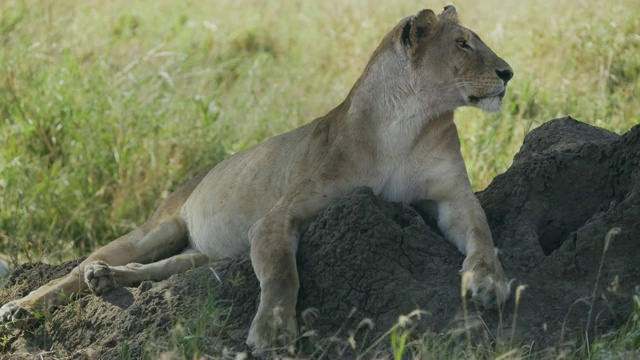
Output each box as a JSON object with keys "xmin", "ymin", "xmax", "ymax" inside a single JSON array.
[{"xmin": 84, "ymin": 260, "xmax": 116, "ymax": 295}]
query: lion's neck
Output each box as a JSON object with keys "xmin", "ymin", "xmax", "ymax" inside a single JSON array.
[{"xmin": 345, "ymin": 52, "xmax": 456, "ymax": 155}]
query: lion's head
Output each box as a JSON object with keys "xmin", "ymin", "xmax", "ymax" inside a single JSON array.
[
  {"xmin": 402, "ymin": 5, "xmax": 513, "ymax": 113},
  {"xmin": 356, "ymin": 5, "xmax": 513, "ymax": 117}
]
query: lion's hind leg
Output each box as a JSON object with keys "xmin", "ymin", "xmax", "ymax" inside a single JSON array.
[
  {"xmin": 0, "ymin": 216, "xmax": 196, "ymax": 328},
  {"xmin": 84, "ymin": 249, "xmax": 208, "ymax": 294}
]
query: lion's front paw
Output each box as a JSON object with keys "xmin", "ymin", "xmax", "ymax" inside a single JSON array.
[
  {"xmin": 247, "ymin": 305, "xmax": 298, "ymax": 351},
  {"xmin": 461, "ymin": 249, "xmax": 512, "ymax": 309},
  {"xmin": 84, "ymin": 260, "xmax": 116, "ymax": 295},
  {"xmin": 0, "ymin": 300, "xmax": 39, "ymax": 330}
]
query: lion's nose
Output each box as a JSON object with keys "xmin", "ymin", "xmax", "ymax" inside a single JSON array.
[{"xmin": 496, "ymin": 68, "xmax": 514, "ymax": 85}]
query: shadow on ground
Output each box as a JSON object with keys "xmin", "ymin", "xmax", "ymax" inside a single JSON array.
[{"xmin": 1, "ymin": 117, "xmax": 639, "ymax": 358}]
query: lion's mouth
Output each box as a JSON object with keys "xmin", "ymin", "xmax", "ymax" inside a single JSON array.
[{"xmin": 468, "ymin": 90, "xmax": 506, "ymax": 104}]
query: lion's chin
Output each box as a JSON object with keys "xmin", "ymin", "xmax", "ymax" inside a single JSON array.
[
  {"xmin": 476, "ymin": 96, "xmax": 504, "ymax": 113},
  {"xmin": 467, "ymin": 90, "xmax": 506, "ymax": 113}
]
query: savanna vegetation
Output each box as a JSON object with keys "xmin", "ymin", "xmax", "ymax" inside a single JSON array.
[
  {"xmin": 0, "ymin": 0, "xmax": 639, "ymax": 357},
  {"xmin": 1, "ymin": 0, "xmax": 638, "ymax": 263}
]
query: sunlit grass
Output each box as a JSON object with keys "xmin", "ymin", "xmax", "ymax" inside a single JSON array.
[{"xmin": 0, "ymin": 0, "xmax": 638, "ymax": 265}]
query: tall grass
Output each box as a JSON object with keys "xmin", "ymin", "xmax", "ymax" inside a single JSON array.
[{"xmin": 0, "ymin": 0, "xmax": 638, "ymax": 263}]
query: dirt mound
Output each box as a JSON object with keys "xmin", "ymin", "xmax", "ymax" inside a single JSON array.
[{"xmin": 1, "ymin": 117, "xmax": 639, "ymax": 358}]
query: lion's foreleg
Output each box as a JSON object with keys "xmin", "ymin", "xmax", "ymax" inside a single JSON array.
[
  {"xmin": 247, "ymin": 213, "xmax": 300, "ymax": 349},
  {"xmin": 434, "ymin": 192, "xmax": 511, "ymax": 308},
  {"xmin": 246, "ymin": 180, "xmax": 340, "ymax": 349},
  {"xmin": 435, "ymin": 194, "xmax": 493, "ymax": 255}
]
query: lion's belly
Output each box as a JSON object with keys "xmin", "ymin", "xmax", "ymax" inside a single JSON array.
[
  {"xmin": 181, "ymin": 165, "xmax": 285, "ymax": 258},
  {"xmin": 185, "ymin": 205, "xmax": 253, "ymax": 258},
  {"xmin": 180, "ymin": 127, "xmax": 311, "ymax": 259}
]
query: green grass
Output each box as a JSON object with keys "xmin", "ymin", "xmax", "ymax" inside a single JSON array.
[
  {"xmin": 0, "ymin": 1, "xmax": 639, "ymax": 356},
  {"xmin": 145, "ymin": 274, "xmax": 230, "ymax": 359}
]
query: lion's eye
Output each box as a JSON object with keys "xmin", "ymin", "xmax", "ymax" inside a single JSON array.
[{"xmin": 456, "ymin": 40, "xmax": 471, "ymax": 50}]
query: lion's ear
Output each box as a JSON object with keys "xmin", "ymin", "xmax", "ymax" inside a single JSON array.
[
  {"xmin": 401, "ymin": 9, "xmax": 440, "ymax": 51},
  {"xmin": 439, "ymin": 5, "xmax": 459, "ymax": 23}
]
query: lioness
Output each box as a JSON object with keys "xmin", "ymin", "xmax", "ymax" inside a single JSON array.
[{"xmin": 0, "ymin": 6, "xmax": 512, "ymax": 348}]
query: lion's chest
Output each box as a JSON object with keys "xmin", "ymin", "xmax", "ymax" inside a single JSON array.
[{"xmin": 370, "ymin": 161, "xmax": 422, "ymax": 204}]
